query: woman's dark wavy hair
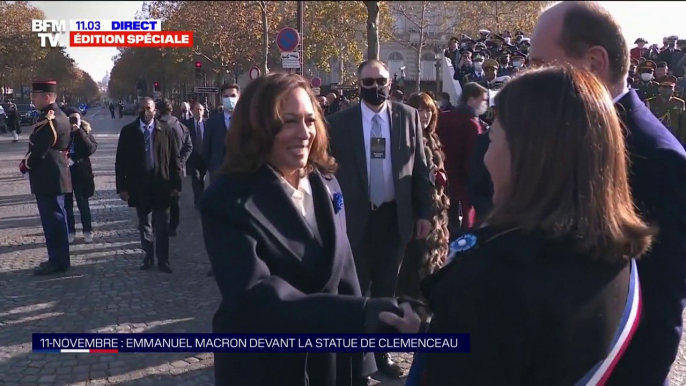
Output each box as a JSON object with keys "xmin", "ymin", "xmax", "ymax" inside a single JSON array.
[
  {"xmin": 219, "ymin": 73, "xmax": 337, "ymax": 176},
  {"xmin": 488, "ymin": 65, "xmax": 655, "ymax": 261}
]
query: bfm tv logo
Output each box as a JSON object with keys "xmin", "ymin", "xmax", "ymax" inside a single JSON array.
[{"xmin": 32, "ymin": 20, "xmax": 67, "ymax": 48}]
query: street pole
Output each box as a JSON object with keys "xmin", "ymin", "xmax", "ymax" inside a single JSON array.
[{"xmin": 297, "ymin": 1, "xmax": 304, "ymax": 76}]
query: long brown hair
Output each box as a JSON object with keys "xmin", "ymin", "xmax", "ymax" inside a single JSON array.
[
  {"xmin": 407, "ymin": 92, "xmax": 438, "ymax": 134},
  {"xmin": 220, "ymin": 73, "xmax": 336, "ymax": 175},
  {"xmin": 489, "ymin": 65, "xmax": 655, "ymax": 261}
]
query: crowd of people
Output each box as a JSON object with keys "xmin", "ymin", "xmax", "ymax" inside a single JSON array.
[
  {"xmin": 15, "ymin": 1, "xmax": 686, "ymax": 385},
  {"xmin": 442, "ymin": 27, "xmax": 686, "ymax": 142}
]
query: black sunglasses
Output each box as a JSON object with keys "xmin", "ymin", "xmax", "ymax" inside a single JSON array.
[{"xmin": 360, "ymin": 77, "xmax": 389, "ymax": 87}]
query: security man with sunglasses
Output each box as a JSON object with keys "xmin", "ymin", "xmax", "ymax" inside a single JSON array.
[{"xmin": 327, "ymin": 59, "xmax": 432, "ymax": 381}]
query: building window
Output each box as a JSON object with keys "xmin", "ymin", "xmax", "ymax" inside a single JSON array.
[
  {"xmin": 388, "ymin": 52, "xmax": 405, "ymax": 80},
  {"xmin": 421, "ymin": 52, "xmax": 437, "ymax": 81}
]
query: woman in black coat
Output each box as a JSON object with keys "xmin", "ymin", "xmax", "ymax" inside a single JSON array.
[
  {"xmin": 382, "ymin": 67, "xmax": 656, "ymax": 385},
  {"xmin": 200, "ymin": 73, "xmax": 407, "ymax": 386},
  {"xmin": 62, "ymin": 107, "xmax": 98, "ymax": 244}
]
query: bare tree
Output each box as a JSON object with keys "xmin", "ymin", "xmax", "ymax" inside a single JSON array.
[
  {"xmin": 391, "ymin": 1, "xmax": 461, "ymax": 91},
  {"xmin": 255, "ymin": 1, "xmax": 271, "ymax": 75},
  {"xmin": 364, "ymin": 1, "xmax": 381, "ymax": 60}
]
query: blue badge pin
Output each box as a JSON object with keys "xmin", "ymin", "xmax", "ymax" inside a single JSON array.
[{"xmin": 447, "ymin": 234, "xmax": 478, "ymax": 262}]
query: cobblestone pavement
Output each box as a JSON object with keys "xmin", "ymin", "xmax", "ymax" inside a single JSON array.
[
  {"xmin": 4, "ymin": 108, "xmax": 684, "ymax": 385},
  {"xmin": 0, "ymin": 108, "xmax": 409, "ymax": 386}
]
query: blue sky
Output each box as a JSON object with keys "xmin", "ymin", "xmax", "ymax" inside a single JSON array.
[{"xmin": 28, "ymin": 1, "xmax": 686, "ymax": 83}]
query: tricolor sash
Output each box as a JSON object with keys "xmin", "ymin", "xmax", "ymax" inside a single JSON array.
[
  {"xmin": 405, "ymin": 259, "xmax": 641, "ymax": 386},
  {"xmin": 574, "ymin": 258, "xmax": 641, "ymax": 386}
]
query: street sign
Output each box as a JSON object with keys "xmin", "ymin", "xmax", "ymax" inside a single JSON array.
[
  {"xmin": 310, "ymin": 77, "xmax": 322, "ymax": 88},
  {"xmin": 276, "ymin": 27, "xmax": 300, "ymax": 52},
  {"xmin": 312, "ymin": 87, "xmax": 321, "ymax": 95},
  {"xmin": 249, "ymin": 66, "xmax": 261, "ymax": 80},
  {"xmin": 281, "ymin": 52, "xmax": 300, "ymax": 69},
  {"xmin": 194, "ymin": 86, "xmax": 219, "ymax": 94}
]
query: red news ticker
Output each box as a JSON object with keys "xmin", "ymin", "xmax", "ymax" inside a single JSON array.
[{"xmin": 69, "ymin": 31, "xmax": 193, "ymax": 48}]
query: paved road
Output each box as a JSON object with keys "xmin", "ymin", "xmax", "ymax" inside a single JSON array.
[
  {"xmin": 0, "ymin": 108, "xmax": 409, "ymax": 386},
  {"xmin": 3, "ymin": 107, "xmax": 685, "ymax": 385}
]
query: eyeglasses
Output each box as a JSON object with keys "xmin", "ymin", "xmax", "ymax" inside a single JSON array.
[{"xmin": 360, "ymin": 77, "xmax": 389, "ymax": 87}]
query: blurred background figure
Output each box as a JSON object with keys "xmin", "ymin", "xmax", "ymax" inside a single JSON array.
[
  {"xmin": 396, "ymin": 92, "xmax": 449, "ymax": 304},
  {"xmin": 62, "ymin": 106, "xmax": 98, "ymax": 244}
]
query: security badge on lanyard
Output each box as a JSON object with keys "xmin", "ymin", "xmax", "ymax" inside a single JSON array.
[{"xmin": 370, "ymin": 138, "xmax": 386, "ymax": 159}]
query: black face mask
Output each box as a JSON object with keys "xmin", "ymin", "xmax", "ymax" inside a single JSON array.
[
  {"xmin": 360, "ymin": 86, "xmax": 390, "ymax": 106},
  {"xmin": 139, "ymin": 111, "xmax": 154, "ymax": 123}
]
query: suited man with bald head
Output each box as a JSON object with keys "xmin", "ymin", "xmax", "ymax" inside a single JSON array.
[{"xmin": 531, "ymin": 2, "xmax": 686, "ymax": 384}]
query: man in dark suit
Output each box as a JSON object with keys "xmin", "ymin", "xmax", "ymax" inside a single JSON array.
[
  {"xmin": 202, "ymin": 83, "xmax": 240, "ymax": 182},
  {"xmin": 22, "ymin": 80, "xmax": 72, "ymax": 275},
  {"xmin": 327, "ymin": 59, "xmax": 432, "ymax": 379},
  {"xmin": 115, "ymin": 97, "xmax": 182, "ymax": 274},
  {"xmin": 183, "ymin": 101, "xmax": 207, "ymax": 208},
  {"xmin": 157, "ymin": 99, "xmax": 192, "ymax": 237},
  {"xmin": 532, "ymin": 3, "xmax": 686, "ymax": 385}
]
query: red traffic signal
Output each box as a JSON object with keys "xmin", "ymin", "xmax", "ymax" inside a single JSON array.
[
  {"xmin": 195, "ymin": 61, "xmax": 202, "ymax": 68},
  {"xmin": 154, "ymin": 82, "xmax": 160, "ymax": 87}
]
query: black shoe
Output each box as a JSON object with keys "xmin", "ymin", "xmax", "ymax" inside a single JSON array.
[
  {"xmin": 158, "ymin": 262, "xmax": 173, "ymax": 273},
  {"xmin": 169, "ymin": 228, "xmax": 177, "ymax": 237},
  {"xmin": 140, "ymin": 258, "xmax": 154, "ymax": 270},
  {"xmin": 207, "ymin": 269, "xmax": 214, "ymax": 277},
  {"xmin": 34, "ymin": 263, "xmax": 69, "ymax": 275},
  {"xmin": 39, "ymin": 261, "xmax": 51, "ymax": 267},
  {"xmin": 375, "ymin": 353, "xmax": 403, "ymax": 379}
]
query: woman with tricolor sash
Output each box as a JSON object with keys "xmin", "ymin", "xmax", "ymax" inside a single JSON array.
[{"xmin": 380, "ymin": 66, "xmax": 655, "ymax": 386}]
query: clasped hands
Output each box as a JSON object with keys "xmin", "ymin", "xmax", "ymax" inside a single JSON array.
[{"xmin": 370, "ymin": 296, "xmax": 425, "ymax": 334}]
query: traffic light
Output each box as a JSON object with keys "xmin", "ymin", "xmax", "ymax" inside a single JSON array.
[
  {"xmin": 153, "ymin": 82, "xmax": 160, "ymax": 92},
  {"xmin": 195, "ymin": 61, "xmax": 202, "ymax": 79}
]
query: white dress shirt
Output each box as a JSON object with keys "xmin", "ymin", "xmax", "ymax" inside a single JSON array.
[
  {"xmin": 277, "ymin": 173, "xmax": 321, "ymax": 241},
  {"xmin": 360, "ymin": 102, "xmax": 396, "ymax": 202}
]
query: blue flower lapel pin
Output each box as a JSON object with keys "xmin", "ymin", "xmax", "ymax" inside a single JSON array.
[
  {"xmin": 447, "ymin": 233, "xmax": 478, "ymax": 263},
  {"xmin": 332, "ymin": 192, "xmax": 344, "ymax": 214}
]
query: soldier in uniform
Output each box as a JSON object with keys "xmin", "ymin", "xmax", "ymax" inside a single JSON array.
[
  {"xmin": 635, "ymin": 60, "xmax": 660, "ymax": 101},
  {"xmin": 477, "ymin": 59, "xmax": 500, "ymax": 126},
  {"xmin": 462, "ymin": 52, "xmax": 486, "ymax": 85},
  {"xmin": 488, "ymin": 34, "xmax": 504, "ymax": 58},
  {"xmin": 19, "ymin": 80, "xmax": 72, "ymax": 275},
  {"xmin": 477, "ymin": 29, "xmax": 490, "ymax": 43},
  {"xmin": 628, "ymin": 58, "xmax": 639, "ymax": 88},
  {"xmin": 645, "ymin": 75, "xmax": 686, "ymax": 143},
  {"xmin": 510, "ymin": 53, "xmax": 526, "ymax": 75},
  {"xmin": 497, "ymin": 49, "xmax": 513, "ymax": 76},
  {"xmin": 676, "ymin": 64, "xmax": 686, "ymax": 99},
  {"xmin": 479, "ymin": 59, "xmax": 500, "ymax": 90},
  {"xmin": 655, "ymin": 61, "xmax": 669, "ymax": 80},
  {"xmin": 631, "ymin": 38, "xmax": 649, "ymax": 60}
]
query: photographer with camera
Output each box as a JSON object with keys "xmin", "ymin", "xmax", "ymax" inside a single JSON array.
[{"xmin": 62, "ymin": 106, "xmax": 98, "ymax": 244}]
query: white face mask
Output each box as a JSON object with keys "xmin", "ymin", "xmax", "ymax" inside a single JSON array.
[
  {"xmin": 504, "ymin": 37, "xmax": 511, "ymax": 44},
  {"xmin": 222, "ymin": 96, "xmax": 238, "ymax": 111},
  {"xmin": 475, "ymin": 102, "xmax": 488, "ymax": 116},
  {"xmin": 640, "ymin": 73, "xmax": 653, "ymax": 82},
  {"xmin": 513, "ymin": 60, "xmax": 523, "ymax": 68},
  {"xmin": 474, "ymin": 62, "xmax": 483, "ymax": 71}
]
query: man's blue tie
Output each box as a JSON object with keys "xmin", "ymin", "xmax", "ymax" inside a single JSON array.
[{"xmin": 370, "ymin": 114, "xmax": 385, "ymax": 207}]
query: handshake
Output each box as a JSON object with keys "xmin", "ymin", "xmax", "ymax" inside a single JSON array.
[{"xmin": 366, "ymin": 296, "xmax": 427, "ymax": 334}]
